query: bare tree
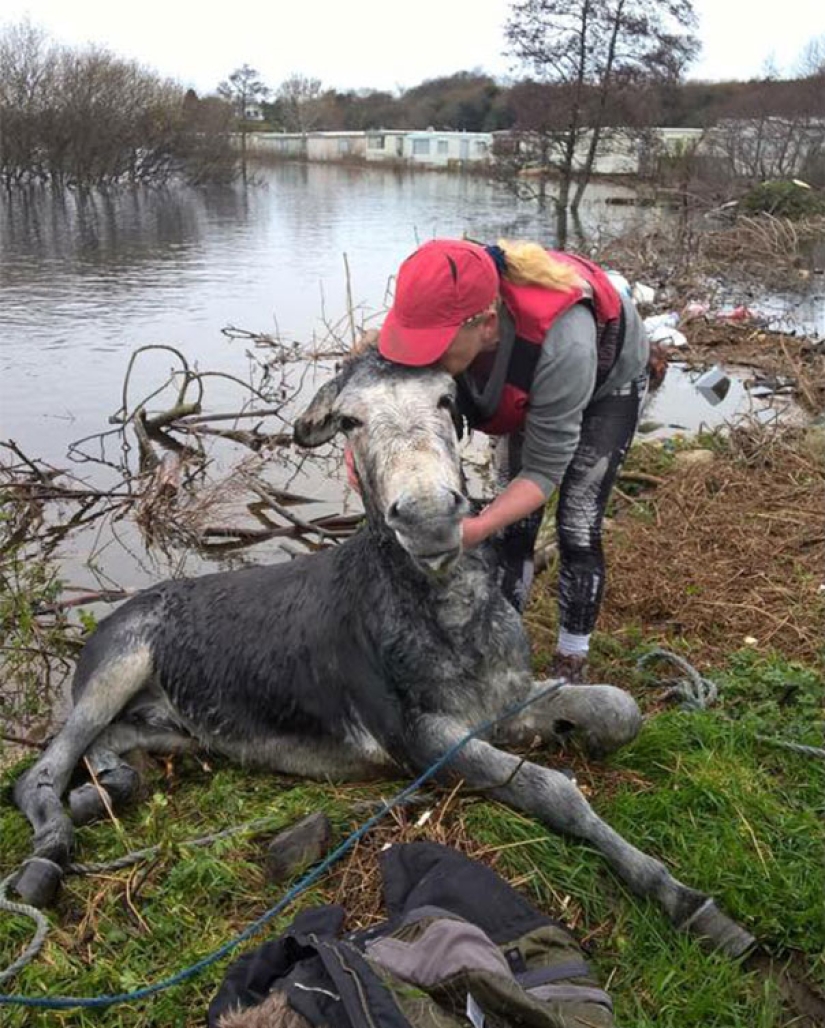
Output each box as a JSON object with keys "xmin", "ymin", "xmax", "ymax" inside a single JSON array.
[
  {"xmin": 708, "ymin": 40, "xmax": 825, "ymax": 186},
  {"xmin": 0, "ymin": 20, "xmax": 239, "ymax": 188},
  {"xmin": 491, "ymin": 80, "xmax": 560, "ymax": 209},
  {"xmin": 795, "ymin": 34, "xmax": 825, "ymax": 79},
  {"xmin": 217, "ymin": 64, "xmax": 270, "ymax": 180},
  {"xmin": 502, "ymin": 0, "xmax": 700, "ymax": 214},
  {"xmin": 276, "ymin": 73, "xmax": 323, "ymax": 133},
  {"xmin": 179, "ymin": 92, "xmax": 237, "ymax": 185},
  {"xmin": 0, "ymin": 19, "xmax": 58, "ymax": 185}
]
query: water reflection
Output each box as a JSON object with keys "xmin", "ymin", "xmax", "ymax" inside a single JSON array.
[
  {"xmin": 0, "ymin": 185, "xmax": 255, "ymax": 278},
  {"xmin": 0, "ymin": 165, "xmax": 669, "ymax": 468},
  {"xmin": 0, "ymin": 165, "xmax": 816, "ymax": 596}
]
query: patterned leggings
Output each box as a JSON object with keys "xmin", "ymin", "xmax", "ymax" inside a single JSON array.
[{"xmin": 495, "ymin": 372, "xmax": 648, "ymax": 630}]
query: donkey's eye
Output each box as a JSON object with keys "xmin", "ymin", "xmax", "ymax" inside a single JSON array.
[
  {"xmin": 339, "ymin": 415, "xmax": 363, "ymax": 432},
  {"xmin": 437, "ymin": 394, "xmax": 455, "ymax": 411}
]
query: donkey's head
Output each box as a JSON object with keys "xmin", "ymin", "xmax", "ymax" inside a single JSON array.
[{"xmin": 295, "ymin": 350, "xmax": 468, "ymax": 575}]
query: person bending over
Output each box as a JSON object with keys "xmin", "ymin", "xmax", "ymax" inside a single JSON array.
[{"xmin": 374, "ymin": 238, "xmax": 654, "ymax": 682}]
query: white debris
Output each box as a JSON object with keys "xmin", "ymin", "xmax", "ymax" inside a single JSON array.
[
  {"xmin": 649, "ymin": 324, "xmax": 688, "ymax": 348},
  {"xmin": 681, "ymin": 301, "xmax": 709, "ymax": 321},
  {"xmin": 694, "ymin": 365, "xmax": 731, "ymax": 405},
  {"xmin": 631, "ymin": 282, "xmax": 656, "ymax": 305},
  {"xmin": 644, "ymin": 312, "xmax": 680, "ymax": 334}
]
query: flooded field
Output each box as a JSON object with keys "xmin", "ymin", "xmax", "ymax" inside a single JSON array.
[{"xmin": 1, "ymin": 164, "xmax": 821, "ymax": 594}]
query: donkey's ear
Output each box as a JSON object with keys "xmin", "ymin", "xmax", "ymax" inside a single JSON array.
[{"xmin": 294, "ymin": 376, "xmax": 343, "ymax": 448}]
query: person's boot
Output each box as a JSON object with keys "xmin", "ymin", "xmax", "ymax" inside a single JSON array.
[{"xmin": 547, "ymin": 652, "xmax": 589, "ymax": 684}]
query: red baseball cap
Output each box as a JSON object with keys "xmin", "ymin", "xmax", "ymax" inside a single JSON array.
[{"xmin": 379, "ymin": 240, "xmax": 500, "ymax": 366}]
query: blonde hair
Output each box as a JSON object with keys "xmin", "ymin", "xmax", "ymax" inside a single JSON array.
[{"xmin": 496, "ymin": 239, "xmax": 582, "ymax": 293}]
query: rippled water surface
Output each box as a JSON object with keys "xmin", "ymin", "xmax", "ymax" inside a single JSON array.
[
  {"xmin": 5, "ymin": 163, "xmax": 811, "ymax": 593},
  {"xmin": 1, "ymin": 164, "xmax": 666, "ymax": 466}
]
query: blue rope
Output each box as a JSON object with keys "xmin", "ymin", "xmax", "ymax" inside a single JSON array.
[{"xmin": 0, "ymin": 681, "xmax": 561, "ymax": 1010}]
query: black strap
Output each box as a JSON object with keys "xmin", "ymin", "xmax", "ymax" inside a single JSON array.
[
  {"xmin": 595, "ymin": 300, "xmax": 626, "ymax": 392},
  {"xmin": 507, "ymin": 335, "xmax": 543, "ymax": 396}
]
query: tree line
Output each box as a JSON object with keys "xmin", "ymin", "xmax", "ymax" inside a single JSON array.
[
  {"xmin": 0, "ymin": 20, "xmax": 236, "ymax": 189},
  {"xmin": 220, "ymin": 3, "xmax": 823, "ymax": 214},
  {"xmin": 242, "ymin": 66, "xmax": 825, "ymax": 138},
  {"xmin": 2, "ymin": 11, "xmax": 823, "ymax": 201}
]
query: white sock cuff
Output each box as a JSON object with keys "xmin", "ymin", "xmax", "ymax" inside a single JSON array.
[{"xmin": 556, "ymin": 630, "xmax": 591, "ymax": 658}]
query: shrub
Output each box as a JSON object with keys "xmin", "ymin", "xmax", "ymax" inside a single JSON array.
[{"xmin": 739, "ymin": 180, "xmax": 825, "ymax": 219}]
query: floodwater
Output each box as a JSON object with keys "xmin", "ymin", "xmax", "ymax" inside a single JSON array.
[
  {"xmin": 0, "ymin": 165, "xmax": 667, "ymax": 466},
  {"xmin": 0, "ymin": 163, "xmax": 814, "ymax": 591}
]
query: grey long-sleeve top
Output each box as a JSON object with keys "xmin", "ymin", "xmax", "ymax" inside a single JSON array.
[
  {"xmin": 460, "ymin": 296, "xmax": 649, "ymax": 498},
  {"xmin": 520, "ymin": 296, "xmax": 649, "ymax": 496}
]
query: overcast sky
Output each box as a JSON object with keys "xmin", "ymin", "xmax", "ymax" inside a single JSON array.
[{"xmin": 4, "ymin": 0, "xmax": 824, "ymax": 94}]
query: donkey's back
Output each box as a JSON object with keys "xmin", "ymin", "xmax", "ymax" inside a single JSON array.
[{"xmin": 72, "ymin": 540, "xmax": 389, "ymax": 747}]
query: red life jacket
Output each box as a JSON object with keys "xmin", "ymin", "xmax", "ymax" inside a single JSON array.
[{"xmin": 461, "ymin": 251, "xmax": 625, "ymax": 437}]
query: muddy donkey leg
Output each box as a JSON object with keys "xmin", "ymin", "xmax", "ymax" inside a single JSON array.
[
  {"xmin": 67, "ymin": 743, "xmax": 141, "ymax": 827},
  {"xmin": 499, "ymin": 682, "xmax": 643, "ymax": 757},
  {"xmin": 68, "ymin": 721, "xmax": 197, "ymax": 825},
  {"xmin": 408, "ymin": 714, "xmax": 755, "ymax": 958},
  {"xmin": 12, "ymin": 648, "xmax": 153, "ymax": 906}
]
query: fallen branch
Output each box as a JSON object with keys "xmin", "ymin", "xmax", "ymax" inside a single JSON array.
[
  {"xmin": 618, "ymin": 471, "xmax": 666, "ymax": 487},
  {"xmin": 245, "ymin": 479, "xmax": 344, "ymax": 543},
  {"xmin": 36, "ymin": 589, "xmax": 134, "ymax": 612}
]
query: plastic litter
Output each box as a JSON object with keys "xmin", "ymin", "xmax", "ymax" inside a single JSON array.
[
  {"xmin": 694, "ymin": 365, "xmax": 731, "ymax": 405},
  {"xmin": 681, "ymin": 301, "xmax": 709, "ymax": 322},
  {"xmin": 643, "ymin": 312, "xmax": 680, "ymax": 333},
  {"xmin": 714, "ymin": 305, "xmax": 753, "ymax": 322},
  {"xmin": 631, "ymin": 282, "xmax": 656, "ymax": 305},
  {"xmin": 648, "ymin": 325, "xmax": 688, "ymax": 348},
  {"xmin": 746, "ymin": 373, "xmax": 797, "ymax": 397}
]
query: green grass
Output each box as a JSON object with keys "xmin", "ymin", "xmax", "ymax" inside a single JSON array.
[
  {"xmin": 1, "ymin": 479, "xmax": 823, "ymax": 1026},
  {"xmin": 1, "ymin": 649, "xmax": 823, "ymax": 1027}
]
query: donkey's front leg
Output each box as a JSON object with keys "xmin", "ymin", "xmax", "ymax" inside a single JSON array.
[
  {"xmin": 496, "ymin": 680, "xmax": 643, "ymax": 757},
  {"xmin": 407, "ymin": 713, "xmax": 755, "ymax": 958}
]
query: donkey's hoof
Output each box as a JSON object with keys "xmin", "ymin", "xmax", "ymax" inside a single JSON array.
[
  {"xmin": 678, "ymin": 898, "xmax": 756, "ymax": 958},
  {"xmin": 32, "ymin": 815, "xmax": 74, "ymax": 866},
  {"xmin": 69, "ymin": 782, "xmax": 112, "ymax": 825},
  {"xmin": 14, "ymin": 857, "xmax": 64, "ymax": 908}
]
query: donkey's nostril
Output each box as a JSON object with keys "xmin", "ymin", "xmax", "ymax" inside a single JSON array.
[
  {"xmin": 387, "ymin": 495, "xmax": 415, "ymax": 524},
  {"xmin": 387, "ymin": 489, "xmax": 464, "ymax": 526}
]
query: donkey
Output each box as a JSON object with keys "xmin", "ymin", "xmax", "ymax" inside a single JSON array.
[{"xmin": 12, "ymin": 350, "xmax": 753, "ymax": 956}]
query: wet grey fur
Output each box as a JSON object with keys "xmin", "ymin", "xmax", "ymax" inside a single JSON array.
[{"xmin": 12, "ymin": 351, "xmax": 754, "ymax": 957}]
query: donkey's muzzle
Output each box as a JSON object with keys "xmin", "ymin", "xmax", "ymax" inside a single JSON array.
[
  {"xmin": 385, "ymin": 486, "xmax": 468, "ymax": 529},
  {"xmin": 385, "ymin": 485, "xmax": 467, "ymax": 575}
]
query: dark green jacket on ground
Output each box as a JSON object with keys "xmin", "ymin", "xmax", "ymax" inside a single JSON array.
[{"xmin": 209, "ymin": 842, "xmax": 614, "ymax": 1028}]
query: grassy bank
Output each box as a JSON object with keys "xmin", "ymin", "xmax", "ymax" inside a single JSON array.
[{"xmin": 1, "ymin": 426, "xmax": 823, "ymax": 1027}]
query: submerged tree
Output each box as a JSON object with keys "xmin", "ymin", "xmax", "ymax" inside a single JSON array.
[
  {"xmin": 217, "ymin": 64, "xmax": 270, "ymax": 180},
  {"xmin": 275, "ymin": 73, "xmax": 323, "ymax": 133},
  {"xmin": 0, "ymin": 19, "xmax": 237, "ymax": 188},
  {"xmin": 502, "ymin": 0, "xmax": 700, "ymax": 214},
  {"xmin": 0, "ymin": 19, "xmax": 58, "ymax": 185}
]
